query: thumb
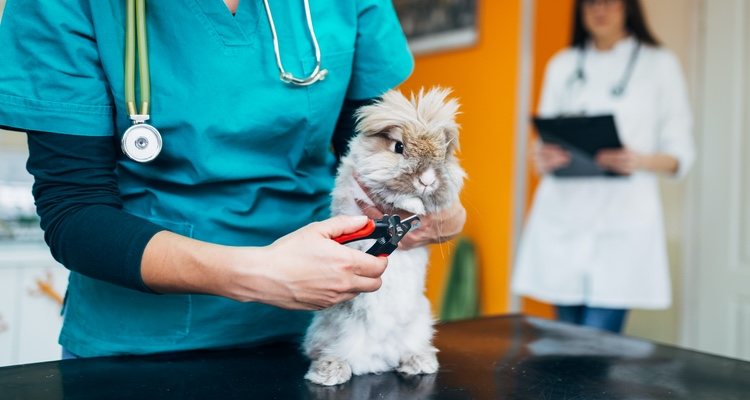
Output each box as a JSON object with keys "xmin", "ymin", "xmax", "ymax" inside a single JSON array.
[{"xmin": 314, "ymin": 215, "xmax": 370, "ymax": 239}]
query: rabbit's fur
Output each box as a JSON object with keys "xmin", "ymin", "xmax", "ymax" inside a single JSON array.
[{"xmin": 303, "ymin": 87, "xmax": 465, "ymax": 386}]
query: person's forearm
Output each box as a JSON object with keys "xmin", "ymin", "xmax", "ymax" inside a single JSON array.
[
  {"xmin": 142, "ymin": 216, "xmax": 389, "ymax": 310},
  {"xmin": 639, "ymin": 153, "xmax": 679, "ymax": 175},
  {"xmin": 140, "ymin": 231, "xmax": 263, "ymax": 300}
]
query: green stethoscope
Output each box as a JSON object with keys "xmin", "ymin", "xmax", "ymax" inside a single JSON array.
[{"xmin": 122, "ymin": 0, "xmax": 329, "ymax": 163}]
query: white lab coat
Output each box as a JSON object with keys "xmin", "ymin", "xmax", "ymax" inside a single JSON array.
[{"xmin": 512, "ymin": 36, "xmax": 695, "ymax": 309}]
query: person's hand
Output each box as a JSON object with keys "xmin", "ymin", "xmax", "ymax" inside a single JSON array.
[
  {"xmin": 595, "ymin": 148, "xmax": 643, "ymax": 175},
  {"xmin": 223, "ymin": 216, "xmax": 388, "ymax": 310},
  {"xmin": 532, "ymin": 142, "xmax": 571, "ymax": 174},
  {"xmin": 357, "ymin": 200, "xmax": 467, "ymax": 250}
]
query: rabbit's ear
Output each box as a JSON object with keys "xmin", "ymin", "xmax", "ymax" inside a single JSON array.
[
  {"xmin": 355, "ymin": 90, "xmax": 414, "ymax": 137},
  {"xmin": 412, "ymin": 87, "xmax": 461, "ymax": 153},
  {"xmin": 444, "ymin": 125, "xmax": 460, "ymax": 153}
]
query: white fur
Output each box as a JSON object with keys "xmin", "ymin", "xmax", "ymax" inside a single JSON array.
[
  {"xmin": 304, "ymin": 177, "xmax": 436, "ymax": 385},
  {"xmin": 303, "ymin": 88, "xmax": 464, "ymax": 386}
]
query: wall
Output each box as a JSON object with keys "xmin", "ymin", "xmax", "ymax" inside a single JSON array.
[
  {"xmin": 520, "ymin": 0, "xmax": 574, "ymax": 319},
  {"xmin": 0, "ymin": 131, "xmax": 24, "ymax": 151},
  {"xmin": 400, "ymin": 0, "xmax": 522, "ymax": 315},
  {"xmin": 624, "ymin": 0, "xmax": 699, "ymax": 345}
]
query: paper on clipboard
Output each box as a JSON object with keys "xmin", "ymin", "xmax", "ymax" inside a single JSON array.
[{"xmin": 532, "ymin": 115, "xmax": 624, "ymax": 177}]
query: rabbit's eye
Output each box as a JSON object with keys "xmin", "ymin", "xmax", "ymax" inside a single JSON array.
[{"xmin": 393, "ymin": 141, "xmax": 405, "ymax": 154}]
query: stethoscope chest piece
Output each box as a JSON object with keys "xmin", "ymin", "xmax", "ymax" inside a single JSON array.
[{"xmin": 122, "ymin": 122, "xmax": 162, "ymax": 163}]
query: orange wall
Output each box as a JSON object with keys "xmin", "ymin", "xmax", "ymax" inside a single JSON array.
[
  {"xmin": 521, "ymin": 0, "xmax": 574, "ymax": 319},
  {"xmin": 400, "ymin": 0, "xmax": 574, "ymax": 317},
  {"xmin": 401, "ymin": 0, "xmax": 521, "ymax": 315}
]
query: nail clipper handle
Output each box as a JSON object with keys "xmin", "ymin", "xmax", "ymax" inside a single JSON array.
[{"xmin": 333, "ymin": 219, "xmax": 375, "ymax": 244}]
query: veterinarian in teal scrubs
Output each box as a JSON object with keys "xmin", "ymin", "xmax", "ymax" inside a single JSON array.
[{"xmin": 0, "ymin": 0, "xmax": 465, "ymax": 358}]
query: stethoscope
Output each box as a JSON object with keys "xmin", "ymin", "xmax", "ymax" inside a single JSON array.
[
  {"xmin": 121, "ymin": 0, "xmax": 328, "ymax": 163},
  {"xmin": 566, "ymin": 41, "xmax": 641, "ymax": 99}
]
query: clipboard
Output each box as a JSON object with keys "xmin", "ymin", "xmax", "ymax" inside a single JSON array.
[{"xmin": 532, "ymin": 115, "xmax": 624, "ymax": 177}]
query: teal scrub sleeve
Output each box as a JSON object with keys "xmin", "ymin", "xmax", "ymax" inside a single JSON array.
[
  {"xmin": 346, "ymin": 0, "xmax": 415, "ymax": 100},
  {"xmin": 0, "ymin": 1, "xmax": 115, "ymax": 136}
]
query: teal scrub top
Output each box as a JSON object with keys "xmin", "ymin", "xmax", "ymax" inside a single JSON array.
[{"xmin": 0, "ymin": 0, "xmax": 413, "ymax": 356}]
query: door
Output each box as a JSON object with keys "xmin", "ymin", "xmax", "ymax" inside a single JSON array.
[{"xmin": 685, "ymin": 0, "xmax": 750, "ymax": 361}]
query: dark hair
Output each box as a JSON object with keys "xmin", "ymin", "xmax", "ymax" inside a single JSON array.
[{"xmin": 571, "ymin": 0, "xmax": 660, "ymax": 48}]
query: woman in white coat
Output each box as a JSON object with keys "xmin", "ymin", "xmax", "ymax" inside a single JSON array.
[{"xmin": 513, "ymin": 0, "xmax": 694, "ymax": 333}]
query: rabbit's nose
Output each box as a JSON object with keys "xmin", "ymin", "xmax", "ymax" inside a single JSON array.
[{"xmin": 417, "ymin": 168, "xmax": 437, "ymax": 188}]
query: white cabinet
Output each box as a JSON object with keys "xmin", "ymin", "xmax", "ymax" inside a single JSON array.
[
  {"xmin": 0, "ymin": 243, "xmax": 68, "ymax": 366},
  {"xmin": 0, "ymin": 268, "xmax": 21, "ymax": 365}
]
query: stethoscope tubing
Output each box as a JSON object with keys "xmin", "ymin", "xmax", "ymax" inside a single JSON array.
[
  {"xmin": 569, "ymin": 41, "xmax": 641, "ymax": 98},
  {"xmin": 125, "ymin": 0, "xmax": 150, "ymax": 117},
  {"xmin": 262, "ymin": 0, "xmax": 328, "ymax": 86}
]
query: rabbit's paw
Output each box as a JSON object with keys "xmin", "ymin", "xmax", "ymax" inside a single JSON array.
[
  {"xmin": 305, "ymin": 357, "xmax": 352, "ymax": 386},
  {"xmin": 397, "ymin": 352, "xmax": 439, "ymax": 376},
  {"xmin": 393, "ymin": 197, "xmax": 426, "ymax": 216}
]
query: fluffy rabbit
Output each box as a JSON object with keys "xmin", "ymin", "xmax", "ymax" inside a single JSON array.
[{"xmin": 303, "ymin": 87, "xmax": 465, "ymax": 386}]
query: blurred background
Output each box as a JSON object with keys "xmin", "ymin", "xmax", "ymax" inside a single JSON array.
[{"xmin": 0, "ymin": 0, "xmax": 748, "ymax": 366}]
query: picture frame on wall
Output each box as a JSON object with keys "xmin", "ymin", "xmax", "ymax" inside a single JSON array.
[{"xmin": 394, "ymin": 0, "xmax": 479, "ymax": 55}]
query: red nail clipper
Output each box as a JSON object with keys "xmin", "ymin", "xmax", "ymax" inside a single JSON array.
[{"xmin": 334, "ymin": 215, "xmax": 421, "ymax": 257}]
